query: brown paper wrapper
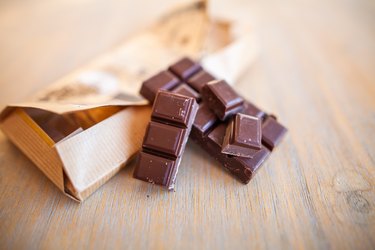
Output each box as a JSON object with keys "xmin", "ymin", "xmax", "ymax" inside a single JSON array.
[{"xmin": 0, "ymin": 2, "xmax": 259, "ymax": 201}]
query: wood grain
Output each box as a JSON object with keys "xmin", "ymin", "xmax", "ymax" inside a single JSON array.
[{"xmin": 0, "ymin": 0, "xmax": 374, "ymax": 249}]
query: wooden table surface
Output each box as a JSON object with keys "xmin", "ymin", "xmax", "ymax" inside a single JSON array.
[{"xmin": 1, "ymin": 0, "xmax": 374, "ymax": 249}]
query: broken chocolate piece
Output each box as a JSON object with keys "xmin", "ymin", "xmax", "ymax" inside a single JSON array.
[
  {"xmin": 134, "ymin": 91, "xmax": 199, "ymax": 190},
  {"xmin": 204, "ymin": 123, "xmax": 271, "ymax": 183},
  {"xmin": 222, "ymin": 113, "xmax": 262, "ymax": 158},
  {"xmin": 201, "ymin": 80, "xmax": 244, "ymax": 121},
  {"xmin": 139, "ymin": 70, "xmax": 180, "ymax": 102}
]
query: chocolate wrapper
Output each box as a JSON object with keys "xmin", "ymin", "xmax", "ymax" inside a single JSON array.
[{"xmin": 0, "ymin": 2, "xmax": 259, "ymax": 201}]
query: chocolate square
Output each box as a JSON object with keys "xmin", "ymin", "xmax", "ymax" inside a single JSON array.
[
  {"xmin": 202, "ymin": 80, "xmax": 244, "ymax": 121},
  {"xmin": 221, "ymin": 114, "xmax": 262, "ymax": 158},
  {"xmin": 139, "ymin": 70, "xmax": 180, "ymax": 102},
  {"xmin": 133, "ymin": 152, "xmax": 176, "ymax": 186},
  {"xmin": 187, "ymin": 70, "xmax": 215, "ymax": 92},
  {"xmin": 152, "ymin": 91, "xmax": 195, "ymax": 127},
  {"xmin": 262, "ymin": 116, "xmax": 287, "ymax": 150},
  {"xmin": 143, "ymin": 122, "xmax": 187, "ymax": 158},
  {"xmin": 168, "ymin": 57, "xmax": 202, "ymax": 80}
]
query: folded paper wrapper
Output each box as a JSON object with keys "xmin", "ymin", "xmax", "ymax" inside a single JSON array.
[{"xmin": 0, "ymin": 2, "xmax": 260, "ymax": 201}]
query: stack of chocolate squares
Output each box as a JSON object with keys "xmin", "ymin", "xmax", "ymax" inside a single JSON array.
[{"xmin": 133, "ymin": 57, "xmax": 287, "ymax": 190}]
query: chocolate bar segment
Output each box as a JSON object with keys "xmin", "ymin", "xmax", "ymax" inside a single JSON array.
[
  {"xmin": 172, "ymin": 84, "xmax": 201, "ymax": 102},
  {"xmin": 187, "ymin": 70, "xmax": 215, "ymax": 92},
  {"xmin": 168, "ymin": 57, "xmax": 202, "ymax": 80},
  {"xmin": 201, "ymin": 80, "xmax": 244, "ymax": 121},
  {"xmin": 134, "ymin": 91, "xmax": 199, "ymax": 190},
  {"xmin": 134, "ymin": 152, "xmax": 176, "ymax": 186},
  {"xmin": 152, "ymin": 91, "xmax": 196, "ymax": 127},
  {"xmin": 262, "ymin": 116, "xmax": 287, "ymax": 150},
  {"xmin": 140, "ymin": 70, "xmax": 180, "ymax": 102},
  {"xmin": 222, "ymin": 114, "xmax": 262, "ymax": 158},
  {"xmin": 143, "ymin": 121, "xmax": 187, "ymax": 158}
]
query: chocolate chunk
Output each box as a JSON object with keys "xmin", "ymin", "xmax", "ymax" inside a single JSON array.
[
  {"xmin": 204, "ymin": 123, "xmax": 270, "ymax": 183},
  {"xmin": 222, "ymin": 114, "xmax": 262, "ymax": 158},
  {"xmin": 143, "ymin": 121, "xmax": 187, "ymax": 158},
  {"xmin": 134, "ymin": 91, "xmax": 199, "ymax": 190},
  {"xmin": 201, "ymin": 80, "xmax": 244, "ymax": 121},
  {"xmin": 140, "ymin": 70, "xmax": 180, "ymax": 102},
  {"xmin": 172, "ymin": 84, "xmax": 201, "ymax": 102},
  {"xmin": 262, "ymin": 116, "xmax": 287, "ymax": 150},
  {"xmin": 133, "ymin": 152, "xmax": 177, "ymax": 186},
  {"xmin": 224, "ymin": 148, "xmax": 271, "ymax": 184},
  {"xmin": 152, "ymin": 91, "xmax": 197, "ymax": 127},
  {"xmin": 168, "ymin": 57, "xmax": 202, "ymax": 80},
  {"xmin": 187, "ymin": 70, "xmax": 215, "ymax": 92}
]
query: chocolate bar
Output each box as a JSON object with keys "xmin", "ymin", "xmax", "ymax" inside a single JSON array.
[
  {"xmin": 138, "ymin": 57, "xmax": 287, "ymax": 184},
  {"xmin": 133, "ymin": 91, "xmax": 198, "ymax": 190},
  {"xmin": 221, "ymin": 113, "xmax": 262, "ymax": 158},
  {"xmin": 201, "ymin": 80, "xmax": 244, "ymax": 121}
]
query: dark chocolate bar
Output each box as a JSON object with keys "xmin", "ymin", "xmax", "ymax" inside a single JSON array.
[
  {"xmin": 201, "ymin": 80, "xmax": 244, "ymax": 121},
  {"xmin": 138, "ymin": 57, "xmax": 287, "ymax": 185},
  {"xmin": 221, "ymin": 113, "xmax": 262, "ymax": 158},
  {"xmin": 133, "ymin": 91, "xmax": 198, "ymax": 190}
]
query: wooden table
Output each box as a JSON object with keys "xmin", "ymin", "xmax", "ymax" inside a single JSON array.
[{"xmin": 1, "ymin": 0, "xmax": 374, "ymax": 249}]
